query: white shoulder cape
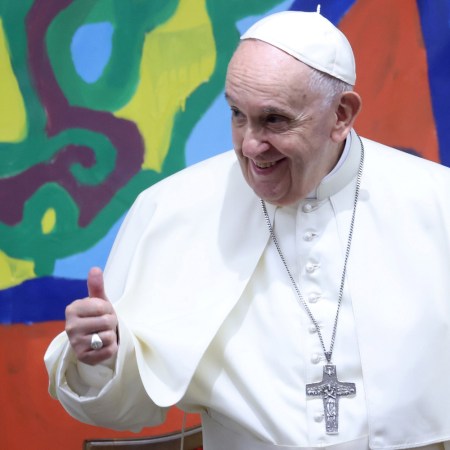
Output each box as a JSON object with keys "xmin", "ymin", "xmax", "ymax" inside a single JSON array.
[{"xmin": 46, "ymin": 131, "xmax": 450, "ymax": 448}]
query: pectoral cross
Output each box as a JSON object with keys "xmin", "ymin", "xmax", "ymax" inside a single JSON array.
[{"xmin": 306, "ymin": 364, "xmax": 356, "ymax": 434}]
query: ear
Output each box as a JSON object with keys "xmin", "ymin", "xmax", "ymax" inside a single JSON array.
[{"xmin": 331, "ymin": 91, "xmax": 362, "ymax": 143}]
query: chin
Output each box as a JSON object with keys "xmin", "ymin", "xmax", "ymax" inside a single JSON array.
[
  {"xmin": 248, "ymin": 178, "xmax": 302, "ymax": 206},
  {"xmin": 261, "ymin": 191, "xmax": 306, "ymax": 206},
  {"xmin": 257, "ymin": 191, "xmax": 287, "ymax": 206}
]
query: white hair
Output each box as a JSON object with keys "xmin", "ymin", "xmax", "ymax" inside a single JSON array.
[{"xmin": 307, "ymin": 67, "xmax": 353, "ymax": 108}]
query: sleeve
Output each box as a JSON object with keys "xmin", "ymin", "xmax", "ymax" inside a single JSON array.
[
  {"xmin": 44, "ymin": 190, "xmax": 169, "ymax": 431},
  {"xmin": 44, "ymin": 318, "xmax": 168, "ymax": 431},
  {"xmin": 103, "ymin": 189, "xmax": 158, "ymax": 304}
]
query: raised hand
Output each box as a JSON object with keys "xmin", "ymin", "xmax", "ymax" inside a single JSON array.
[{"xmin": 65, "ymin": 267, "xmax": 119, "ymax": 365}]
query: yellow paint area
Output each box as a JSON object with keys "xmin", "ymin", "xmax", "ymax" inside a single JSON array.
[
  {"xmin": 41, "ymin": 208, "xmax": 57, "ymax": 234},
  {"xmin": 0, "ymin": 250, "xmax": 36, "ymax": 289},
  {"xmin": 0, "ymin": 18, "xmax": 27, "ymax": 142},
  {"xmin": 114, "ymin": 0, "xmax": 216, "ymax": 171}
]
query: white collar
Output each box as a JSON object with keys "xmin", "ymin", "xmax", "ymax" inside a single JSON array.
[{"xmin": 308, "ymin": 129, "xmax": 361, "ymax": 201}]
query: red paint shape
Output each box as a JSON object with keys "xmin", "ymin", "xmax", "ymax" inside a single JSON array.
[
  {"xmin": 0, "ymin": 322, "xmax": 200, "ymax": 450},
  {"xmin": 340, "ymin": 0, "xmax": 439, "ymax": 162}
]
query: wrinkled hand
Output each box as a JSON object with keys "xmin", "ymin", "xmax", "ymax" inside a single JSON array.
[{"xmin": 65, "ymin": 267, "xmax": 119, "ymax": 365}]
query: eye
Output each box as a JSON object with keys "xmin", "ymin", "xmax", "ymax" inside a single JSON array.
[
  {"xmin": 266, "ymin": 114, "xmax": 284, "ymax": 123},
  {"xmin": 230, "ymin": 107, "xmax": 242, "ymax": 117},
  {"xmin": 230, "ymin": 107, "xmax": 246, "ymax": 124},
  {"xmin": 265, "ymin": 114, "xmax": 290, "ymax": 131}
]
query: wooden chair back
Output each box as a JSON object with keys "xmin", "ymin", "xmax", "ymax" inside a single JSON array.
[{"xmin": 83, "ymin": 426, "xmax": 202, "ymax": 450}]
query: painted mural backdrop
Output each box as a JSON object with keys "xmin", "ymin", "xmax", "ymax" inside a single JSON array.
[
  {"xmin": 1, "ymin": 0, "xmax": 449, "ymax": 449},
  {"xmin": 0, "ymin": 0, "xmax": 291, "ymax": 322}
]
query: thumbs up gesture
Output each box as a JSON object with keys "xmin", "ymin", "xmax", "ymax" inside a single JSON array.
[{"xmin": 65, "ymin": 267, "xmax": 119, "ymax": 365}]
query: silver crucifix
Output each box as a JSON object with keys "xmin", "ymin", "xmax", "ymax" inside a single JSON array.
[{"xmin": 306, "ymin": 364, "xmax": 356, "ymax": 434}]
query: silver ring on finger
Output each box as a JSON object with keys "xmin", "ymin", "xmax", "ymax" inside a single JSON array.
[{"xmin": 90, "ymin": 332, "xmax": 104, "ymax": 350}]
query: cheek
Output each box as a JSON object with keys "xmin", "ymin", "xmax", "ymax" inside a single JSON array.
[
  {"xmin": 235, "ymin": 152, "xmax": 250, "ymax": 181},
  {"xmin": 231, "ymin": 127, "xmax": 244, "ymax": 150},
  {"xmin": 273, "ymin": 135, "xmax": 305, "ymax": 160}
]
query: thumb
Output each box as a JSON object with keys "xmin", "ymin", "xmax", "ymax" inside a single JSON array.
[{"xmin": 87, "ymin": 267, "xmax": 108, "ymax": 301}]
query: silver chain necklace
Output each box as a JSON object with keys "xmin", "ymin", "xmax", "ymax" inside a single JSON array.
[{"xmin": 260, "ymin": 137, "xmax": 364, "ymax": 435}]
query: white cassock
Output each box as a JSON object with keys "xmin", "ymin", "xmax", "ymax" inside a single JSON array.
[{"xmin": 45, "ymin": 130, "xmax": 450, "ymax": 449}]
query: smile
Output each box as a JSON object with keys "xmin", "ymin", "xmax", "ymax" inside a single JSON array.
[{"xmin": 254, "ymin": 161, "xmax": 277, "ymax": 169}]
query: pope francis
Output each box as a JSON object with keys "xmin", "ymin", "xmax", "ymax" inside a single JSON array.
[{"xmin": 45, "ymin": 9, "xmax": 450, "ymax": 450}]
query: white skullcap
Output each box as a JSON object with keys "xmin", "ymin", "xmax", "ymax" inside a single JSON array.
[{"xmin": 240, "ymin": 10, "xmax": 356, "ymax": 85}]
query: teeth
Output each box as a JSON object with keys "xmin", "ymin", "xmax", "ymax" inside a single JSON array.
[{"xmin": 255, "ymin": 161, "xmax": 276, "ymax": 169}]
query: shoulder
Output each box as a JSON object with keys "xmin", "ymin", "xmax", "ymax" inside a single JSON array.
[
  {"xmin": 360, "ymin": 135, "xmax": 450, "ymax": 190},
  {"xmin": 140, "ymin": 150, "xmax": 238, "ymax": 203},
  {"xmin": 128, "ymin": 150, "xmax": 253, "ymax": 223}
]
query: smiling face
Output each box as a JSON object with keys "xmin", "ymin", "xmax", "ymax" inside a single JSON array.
[{"xmin": 225, "ymin": 40, "xmax": 350, "ymax": 206}]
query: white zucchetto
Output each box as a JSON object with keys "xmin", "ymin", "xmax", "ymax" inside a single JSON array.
[{"xmin": 240, "ymin": 10, "xmax": 356, "ymax": 85}]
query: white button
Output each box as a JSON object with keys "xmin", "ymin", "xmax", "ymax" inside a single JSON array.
[
  {"xmin": 309, "ymin": 324, "xmax": 318, "ymax": 333},
  {"xmin": 308, "ymin": 293, "xmax": 320, "ymax": 303},
  {"xmin": 303, "ymin": 203, "xmax": 314, "ymax": 213},
  {"xmin": 304, "ymin": 231, "xmax": 317, "ymax": 241},
  {"xmin": 311, "ymin": 353, "xmax": 322, "ymax": 364},
  {"xmin": 306, "ymin": 262, "xmax": 318, "ymax": 273},
  {"xmin": 314, "ymin": 412, "xmax": 324, "ymax": 422}
]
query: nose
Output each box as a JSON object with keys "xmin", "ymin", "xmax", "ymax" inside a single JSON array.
[{"xmin": 240, "ymin": 126, "xmax": 269, "ymax": 157}]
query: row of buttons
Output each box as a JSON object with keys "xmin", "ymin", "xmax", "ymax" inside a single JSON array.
[{"xmin": 302, "ymin": 201, "xmax": 330, "ymax": 429}]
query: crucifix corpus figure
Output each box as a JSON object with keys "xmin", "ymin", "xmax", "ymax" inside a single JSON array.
[{"xmin": 306, "ymin": 364, "xmax": 356, "ymax": 434}]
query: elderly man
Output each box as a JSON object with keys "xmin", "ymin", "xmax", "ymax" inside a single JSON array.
[{"xmin": 45, "ymin": 10, "xmax": 450, "ymax": 450}]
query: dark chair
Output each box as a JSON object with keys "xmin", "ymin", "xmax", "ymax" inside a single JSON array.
[{"xmin": 83, "ymin": 426, "xmax": 203, "ymax": 450}]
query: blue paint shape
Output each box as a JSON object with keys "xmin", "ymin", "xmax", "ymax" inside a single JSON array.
[
  {"xmin": 54, "ymin": 214, "xmax": 124, "ymax": 279},
  {"xmin": 185, "ymin": 90, "xmax": 232, "ymax": 166},
  {"xmin": 289, "ymin": 0, "xmax": 355, "ymax": 25},
  {"xmin": 416, "ymin": 0, "xmax": 450, "ymax": 167},
  {"xmin": 71, "ymin": 22, "xmax": 114, "ymax": 83},
  {"xmin": 0, "ymin": 277, "xmax": 87, "ymax": 324}
]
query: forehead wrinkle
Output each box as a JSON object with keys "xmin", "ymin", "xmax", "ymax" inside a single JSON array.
[
  {"xmin": 226, "ymin": 72, "xmax": 311, "ymax": 111},
  {"xmin": 228, "ymin": 40, "xmax": 309, "ymax": 84},
  {"xmin": 262, "ymin": 105, "xmax": 293, "ymax": 116},
  {"xmin": 226, "ymin": 46, "xmax": 318, "ymax": 119},
  {"xmin": 226, "ymin": 74, "xmax": 298, "ymax": 110}
]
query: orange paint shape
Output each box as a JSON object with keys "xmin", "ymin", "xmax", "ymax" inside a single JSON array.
[
  {"xmin": 340, "ymin": 0, "xmax": 439, "ymax": 162},
  {"xmin": 0, "ymin": 322, "xmax": 200, "ymax": 450}
]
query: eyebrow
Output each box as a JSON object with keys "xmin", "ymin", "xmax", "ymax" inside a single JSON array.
[
  {"xmin": 224, "ymin": 93, "xmax": 291, "ymax": 114},
  {"xmin": 224, "ymin": 92, "xmax": 234, "ymax": 103},
  {"xmin": 262, "ymin": 106, "xmax": 290, "ymax": 115},
  {"xmin": 224, "ymin": 92, "xmax": 300, "ymax": 124}
]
